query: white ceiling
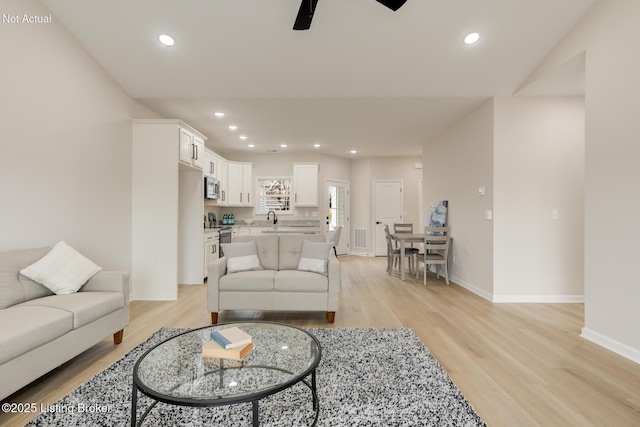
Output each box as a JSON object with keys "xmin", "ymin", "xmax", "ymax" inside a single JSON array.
[{"xmin": 43, "ymin": 0, "xmax": 594, "ymax": 158}]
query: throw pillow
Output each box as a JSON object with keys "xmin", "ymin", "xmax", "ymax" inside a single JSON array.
[
  {"xmin": 297, "ymin": 240, "xmax": 333, "ymax": 275},
  {"xmin": 19, "ymin": 241, "xmax": 102, "ymax": 295},
  {"xmin": 221, "ymin": 241, "xmax": 263, "ymax": 274}
]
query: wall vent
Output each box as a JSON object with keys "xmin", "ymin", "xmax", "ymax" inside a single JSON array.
[{"xmin": 354, "ymin": 228, "xmax": 367, "ymax": 249}]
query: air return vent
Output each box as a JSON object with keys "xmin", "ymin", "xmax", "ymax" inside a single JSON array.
[{"xmin": 354, "ymin": 228, "xmax": 367, "ymax": 249}]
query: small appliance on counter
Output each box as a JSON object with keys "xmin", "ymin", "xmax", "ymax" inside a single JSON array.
[{"xmin": 207, "ymin": 212, "xmax": 217, "ymax": 228}]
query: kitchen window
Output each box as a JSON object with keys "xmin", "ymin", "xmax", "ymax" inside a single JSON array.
[{"xmin": 257, "ymin": 177, "xmax": 292, "ymax": 214}]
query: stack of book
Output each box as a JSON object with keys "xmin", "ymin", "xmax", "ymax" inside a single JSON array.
[{"xmin": 202, "ymin": 326, "xmax": 254, "ymax": 360}]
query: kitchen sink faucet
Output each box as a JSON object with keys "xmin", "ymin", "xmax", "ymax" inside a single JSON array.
[{"xmin": 267, "ymin": 210, "xmax": 278, "ymax": 225}]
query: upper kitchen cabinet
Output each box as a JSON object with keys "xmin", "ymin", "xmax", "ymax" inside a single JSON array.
[
  {"xmin": 242, "ymin": 163, "xmax": 254, "ymax": 207},
  {"xmin": 204, "ymin": 149, "xmax": 217, "ymax": 179},
  {"xmin": 293, "ymin": 163, "xmax": 319, "ymax": 207},
  {"xmin": 226, "ymin": 161, "xmax": 254, "ymax": 207},
  {"xmin": 218, "ymin": 157, "xmax": 228, "ymax": 206},
  {"xmin": 179, "ymin": 126, "xmax": 205, "ymax": 170}
]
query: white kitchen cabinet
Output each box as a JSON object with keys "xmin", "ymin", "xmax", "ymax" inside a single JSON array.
[
  {"xmin": 192, "ymin": 136, "xmax": 205, "ymax": 170},
  {"xmin": 227, "ymin": 162, "xmax": 243, "ymax": 206},
  {"xmin": 218, "ymin": 158, "xmax": 228, "ymax": 206},
  {"xmin": 178, "ymin": 126, "xmax": 204, "ymax": 170},
  {"xmin": 226, "ymin": 161, "xmax": 253, "ymax": 206},
  {"xmin": 237, "ymin": 226, "xmax": 251, "ymax": 236},
  {"xmin": 204, "ymin": 231, "xmax": 219, "ymax": 278},
  {"xmin": 293, "ymin": 163, "xmax": 319, "ymax": 207},
  {"xmin": 242, "ymin": 163, "xmax": 253, "ymax": 207},
  {"xmin": 204, "ymin": 149, "xmax": 217, "ymax": 179}
]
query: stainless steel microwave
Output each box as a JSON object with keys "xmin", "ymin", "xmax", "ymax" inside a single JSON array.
[{"xmin": 204, "ymin": 176, "xmax": 220, "ymax": 200}]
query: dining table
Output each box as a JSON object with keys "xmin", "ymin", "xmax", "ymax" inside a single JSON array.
[{"xmin": 389, "ymin": 232, "xmax": 452, "ymax": 281}]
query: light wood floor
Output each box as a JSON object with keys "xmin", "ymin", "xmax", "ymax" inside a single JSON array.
[{"xmin": 2, "ymin": 256, "xmax": 639, "ymax": 426}]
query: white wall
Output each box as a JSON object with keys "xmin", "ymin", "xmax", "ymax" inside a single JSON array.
[
  {"xmin": 343, "ymin": 157, "xmax": 422, "ymax": 255},
  {"xmin": 493, "ymin": 96, "xmax": 585, "ymax": 301},
  {"xmin": 424, "ymin": 96, "xmax": 585, "ymax": 302},
  {"xmin": 524, "ymin": 0, "xmax": 640, "ymax": 362},
  {"xmin": 0, "ymin": 0, "xmax": 148, "ymax": 271},
  {"xmin": 423, "ymin": 100, "xmax": 495, "ymax": 298},
  {"xmin": 368, "ymin": 157, "xmax": 423, "ymax": 226}
]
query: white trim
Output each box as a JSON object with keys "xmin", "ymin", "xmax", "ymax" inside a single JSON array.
[
  {"xmin": 581, "ymin": 328, "xmax": 640, "ymax": 364},
  {"xmin": 449, "ymin": 275, "xmax": 584, "ymax": 304},
  {"xmin": 492, "ymin": 294, "xmax": 584, "ymax": 303},
  {"xmin": 450, "ymin": 275, "xmax": 493, "ymax": 301},
  {"xmin": 325, "ymin": 178, "xmax": 351, "ymax": 255},
  {"xmin": 350, "ymin": 250, "xmax": 375, "ymax": 257}
]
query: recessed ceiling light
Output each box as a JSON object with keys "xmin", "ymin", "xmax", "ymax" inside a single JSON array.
[
  {"xmin": 280, "ymin": 144, "xmax": 288, "ymax": 148},
  {"xmin": 350, "ymin": 150, "xmax": 357, "ymax": 154},
  {"xmin": 464, "ymin": 32, "xmax": 480, "ymax": 45},
  {"xmin": 158, "ymin": 34, "xmax": 175, "ymax": 46},
  {"xmin": 239, "ymin": 135, "xmax": 248, "ymax": 140},
  {"xmin": 214, "ymin": 112, "xmax": 225, "ymax": 117},
  {"xmin": 248, "ymin": 144, "xmax": 255, "ymax": 148},
  {"xmin": 313, "ymin": 144, "xmax": 321, "ymax": 148},
  {"xmin": 228, "ymin": 125, "xmax": 238, "ymax": 131}
]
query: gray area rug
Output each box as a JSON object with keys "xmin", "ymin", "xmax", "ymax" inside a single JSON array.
[{"xmin": 27, "ymin": 327, "xmax": 486, "ymax": 426}]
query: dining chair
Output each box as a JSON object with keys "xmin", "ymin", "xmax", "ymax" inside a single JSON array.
[
  {"xmin": 424, "ymin": 226, "xmax": 450, "ymax": 237},
  {"xmin": 415, "ymin": 232, "xmax": 450, "ymax": 285},
  {"xmin": 328, "ymin": 225, "xmax": 342, "ymax": 257},
  {"xmin": 384, "ymin": 224, "xmax": 415, "ymax": 275},
  {"xmin": 393, "ymin": 223, "xmax": 420, "ymax": 252},
  {"xmin": 393, "ymin": 223, "xmax": 414, "ymax": 234}
]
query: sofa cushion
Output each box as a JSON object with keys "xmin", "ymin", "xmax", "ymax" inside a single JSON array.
[
  {"xmin": 16, "ymin": 292, "xmax": 124, "ymax": 329},
  {"xmin": 233, "ymin": 235, "xmax": 279, "ymax": 270},
  {"xmin": 0, "ymin": 305, "xmax": 73, "ymax": 364},
  {"xmin": 0, "ymin": 247, "xmax": 53, "ymax": 309},
  {"xmin": 221, "ymin": 241, "xmax": 263, "ymax": 274},
  {"xmin": 20, "ymin": 241, "xmax": 102, "ymax": 295},
  {"xmin": 297, "ymin": 240, "xmax": 333, "ymax": 275},
  {"xmin": 219, "ymin": 270, "xmax": 277, "ymax": 292},
  {"xmin": 274, "ymin": 270, "xmax": 329, "ymax": 292},
  {"xmin": 279, "ymin": 234, "xmax": 325, "ymax": 270}
]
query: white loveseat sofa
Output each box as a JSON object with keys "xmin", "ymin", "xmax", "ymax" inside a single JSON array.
[
  {"xmin": 0, "ymin": 247, "xmax": 130, "ymax": 401},
  {"xmin": 208, "ymin": 234, "xmax": 340, "ymax": 324}
]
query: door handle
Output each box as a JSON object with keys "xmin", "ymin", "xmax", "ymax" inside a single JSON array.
[{"xmin": 376, "ymin": 221, "xmax": 382, "ymax": 224}]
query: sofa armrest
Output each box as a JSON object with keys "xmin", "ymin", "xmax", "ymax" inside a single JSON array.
[
  {"xmin": 81, "ymin": 271, "xmax": 130, "ymax": 299},
  {"xmin": 79, "ymin": 270, "xmax": 130, "ymax": 329},
  {"xmin": 326, "ymin": 254, "xmax": 341, "ymax": 312},
  {"xmin": 207, "ymin": 257, "xmax": 227, "ymax": 315}
]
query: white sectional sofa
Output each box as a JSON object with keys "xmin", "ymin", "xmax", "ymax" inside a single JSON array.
[
  {"xmin": 0, "ymin": 247, "xmax": 129, "ymax": 401},
  {"xmin": 208, "ymin": 234, "xmax": 340, "ymax": 324}
]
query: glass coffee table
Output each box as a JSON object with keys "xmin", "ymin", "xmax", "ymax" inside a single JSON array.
[{"xmin": 131, "ymin": 322, "xmax": 322, "ymax": 426}]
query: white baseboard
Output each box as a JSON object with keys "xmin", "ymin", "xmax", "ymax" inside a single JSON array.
[
  {"xmin": 448, "ymin": 274, "xmax": 584, "ymax": 304},
  {"xmin": 581, "ymin": 327, "xmax": 640, "ymax": 364},
  {"xmin": 450, "ymin": 275, "xmax": 493, "ymax": 302},
  {"xmin": 492, "ymin": 294, "xmax": 584, "ymax": 303},
  {"xmin": 349, "ymin": 251, "xmax": 375, "ymax": 257}
]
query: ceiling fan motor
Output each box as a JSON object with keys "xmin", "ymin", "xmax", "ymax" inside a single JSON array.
[{"xmin": 293, "ymin": 0, "xmax": 408, "ymax": 31}]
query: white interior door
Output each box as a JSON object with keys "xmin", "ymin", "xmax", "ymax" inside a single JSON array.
[
  {"xmin": 374, "ymin": 180, "xmax": 403, "ymax": 256},
  {"xmin": 325, "ymin": 180, "xmax": 350, "ymax": 255}
]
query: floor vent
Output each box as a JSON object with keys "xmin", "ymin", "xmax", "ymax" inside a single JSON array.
[{"xmin": 354, "ymin": 228, "xmax": 367, "ymax": 249}]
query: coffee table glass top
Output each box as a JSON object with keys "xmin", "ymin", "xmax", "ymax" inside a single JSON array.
[{"xmin": 133, "ymin": 322, "xmax": 321, "ymax": 405}]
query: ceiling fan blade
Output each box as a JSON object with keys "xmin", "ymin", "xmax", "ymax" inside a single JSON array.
[
  {"xmin": 293, "ymin": 0, "xmax": 319, "ymax": 31},
  {"xmin": 375, "ymin": 0, "xmax": 407, "ymax": 11}
]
